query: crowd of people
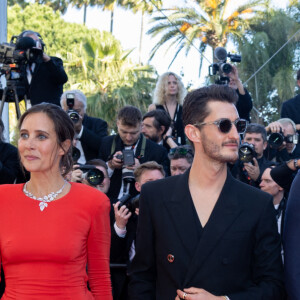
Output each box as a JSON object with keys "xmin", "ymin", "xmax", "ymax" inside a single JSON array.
[{"xmin": 0, "ymin": 30, "xmax": 300, "ymax": 300}]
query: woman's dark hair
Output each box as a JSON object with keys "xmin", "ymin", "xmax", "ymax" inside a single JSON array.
[{"xmin": 18, "ymin": 103, "xmax": 75, "ymax": 176}]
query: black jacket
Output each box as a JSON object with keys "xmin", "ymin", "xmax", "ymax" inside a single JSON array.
[
  {"xmin": 129, "ymin": 170, "xmax": 285, "ymax": 300},
  {"xmin": 26, "ymin": 57, "xmax": 68, "ymax": 106},
  {"xmin": 98, "ymin": 134, "xmax": 169, "ymax": 200},
  {"xmin": 80, "ymin": 114, "xmax": 108, "ymax": 161},
  {"xmin": 281, "ymin": 93, "xmax": 300, "ymax": 126}
]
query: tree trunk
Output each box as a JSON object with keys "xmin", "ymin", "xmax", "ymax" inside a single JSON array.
[
  {"xmin": 138, "ymin": 11, "xmax": 144, "ymax": 64},
  {"xmin": 110, "ymin": 9, "xmax": 114, "ymax": 33},
  {"xmin": 83, "ymin": 3, "xmax": 87, "ymax": 25}
]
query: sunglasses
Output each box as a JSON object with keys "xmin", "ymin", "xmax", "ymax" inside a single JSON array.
[
  {"xmin": 194, "ymin": 118, "xmax": 248, "ymax": 134},
  {"xmin": 169, "ymin": 147, "xmax": 193, "ymax": 156}
]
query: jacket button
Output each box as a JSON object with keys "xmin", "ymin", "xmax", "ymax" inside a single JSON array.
[{"xmin": 167, "ymin": 254, "xmax": 175, "ymax": 263}]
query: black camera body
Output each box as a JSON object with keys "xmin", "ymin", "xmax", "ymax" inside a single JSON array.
[
  {"xmin": 209, "ymin": 47, "xmax": 241, "ymax": 85},
  {"xmin": 66, "ymin": 93, "xmax": 80, "ymax": 123},
  {"xmin": 239, "ymin": 142, "xmax": 257, "ymax": 163},
  {"xmin": 268, "ymin": 129, "xmax": 299, "ymax": 149},
  {"xmin": 118, "ymin": 193, "xmax": 140, "ymax": 214},
  {"xmin": 0, "ymin": 36, "xmax": 43, "ymax": 101}
]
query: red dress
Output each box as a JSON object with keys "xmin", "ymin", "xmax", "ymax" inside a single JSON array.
[{"xmin": 0, "ymin": 182, "xmax": 112, "ymax": 300}]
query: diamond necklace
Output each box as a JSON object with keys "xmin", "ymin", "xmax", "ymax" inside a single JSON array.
[{"xmin": 23, "ymin": 180, "xmax": 68, "ymax": 211}]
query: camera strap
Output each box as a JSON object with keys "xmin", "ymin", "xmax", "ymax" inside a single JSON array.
[{"xmin": 110, "ymin": 134, "xmax": 146, "ymax": 159}]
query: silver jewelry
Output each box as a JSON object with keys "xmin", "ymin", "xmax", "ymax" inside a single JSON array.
[{"xmin": 23, "ymin": 180, "xmax": 67, "ymax": 211}]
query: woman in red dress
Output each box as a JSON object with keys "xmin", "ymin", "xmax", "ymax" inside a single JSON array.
[{"xmin": 0, "ymin": 103, "xmax": 112, "ymax": 300}]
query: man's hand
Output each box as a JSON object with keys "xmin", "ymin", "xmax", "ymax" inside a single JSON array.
[
  {"xmin": 113, "ymin": 201, "xmax": 132, "ymax": 230},
  {"xmin": 126, "ymin": 158, "xmax": 140, "ymax": 171},
  {"xmin": 176, "ymin": 288, "xmax": 224, "ymax": 300},
  {"xmin": 244, "ymin": 158, "xmax": 260, "ymax": 181},
  {"xmin": 265, "ymin": 121, "xmax": 283, "ymax": 134},
  {"xmin": 228, "ymin": 65, "xmax": 245, "ymax": 95},
  {"xmin": 108, "ymin": 151, "xmax": 124, "ymax": 170},
  {"xmin": 43, "ymin": 53, "xmax": 51, "ymax": 62},
  {"xmin": 71, "ymin": 165, "xmax": 83, "ymax": 182}
]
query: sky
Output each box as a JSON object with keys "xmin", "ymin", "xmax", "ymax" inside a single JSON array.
[{"xmin": 63, "ymin": 0, "xmax": 289, "ymax": 88}]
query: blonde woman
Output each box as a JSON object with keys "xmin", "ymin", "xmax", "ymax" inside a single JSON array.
[{"xmin": 149, "ymin": 72, "xmax": 187, "ymax": 145}]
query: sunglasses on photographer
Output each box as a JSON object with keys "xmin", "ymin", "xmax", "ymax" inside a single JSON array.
[{"xmin": 194, "ymin": 118, "xmax": 248, "ymax": 134}]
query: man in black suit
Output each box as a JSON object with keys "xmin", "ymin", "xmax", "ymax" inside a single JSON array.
[
  {"xmin": 129, "ymin": 85, "xmax": 285, "ymax": 300},
  {"xmin": 110, "ymin": 161, "xmax": 165, "ymax": 300},
  {"xmin": 98, "ymin": 105, "xmax": 169, "ymax": 201},
  {"xmin": 20, "ymin": 30, "xmax": 68, "ymax": 107},
  {"xmin": 61, "ymin": 90, "xmax": 108, "ymax": 163},
  {"xmin": 281, "ymin": 68, "xmax": 300, "ymax": 128}
]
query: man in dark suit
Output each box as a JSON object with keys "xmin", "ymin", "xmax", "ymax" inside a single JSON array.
[
  {"xmin": 129, "ymin": 85, "xmax": 285, "ymax": 300},
  {"xmin": 98, "ymin": 105, "xmax": 169, "ymax": 201},
  {"xmin": 283, "ymin": 171, "xmax": 300, "ymax": 300},
  {"xmin": 61, "ymin": 90, "xmax": 108, "ymax": 163},
  {"xmin": 20, "ymin": 30, "xmax": 68, "ymax": 107},
  {"xmin": 281, "ymin": 68, "xmax": 300, "ymax": 128}
]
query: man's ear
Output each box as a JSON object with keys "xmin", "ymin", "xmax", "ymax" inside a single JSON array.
[
  {"xmin": 184, "ymin": 124, "xmax": 201, "ymax": 144},
  {"xmin": 159, "ymin": 126, "xmax": 165, "ymax": 135},
  {"xmin": 135, "ymin": 181, "xmax": 141, "ymax": 193},
  {"xmin": 59, "ymin": 139, "xmax": 72, "ymax": 156},
  {"xmin": 297, "ymin": 79, "xmax": 300, "ymax": 88},
  {"xmin": 263, "ymin": 141, "xmax": 267, "ymax": 150}
]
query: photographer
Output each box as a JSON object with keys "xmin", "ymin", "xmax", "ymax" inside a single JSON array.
[
  {"xmin": 110, "ymin": 161, "xmax": 165, "ymax": 300},
  {"xmin": 230, "ymin": 123, "xmax": 273, "ymax": 187},
  {"xmin": 0, "ymin": 118, "xmax": 21, "ymax": 184},
  {"xmin": 98, "ymin": 106, "xmax": 169, "ymax": 201},
  {"xmin": 61, "ymin": 90, "xmax": 108, "ymax": 164},
  {"xmin": 19, "ymin": 30, "xmax": 68, "ymax": 107},
  {"xmin": 70, "ymin": 159, "xmax": 110, "ymax": 194},
  {"xmin": 228, "ymin": 65, "xmax": 253, "ymax": 122},
  {"xmin": 264, "ymin": 118, "xmax": 300, "ymax": 162}
]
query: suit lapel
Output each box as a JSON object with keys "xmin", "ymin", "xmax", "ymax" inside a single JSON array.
[
  {"xmin": 163, "ymin": 170, "xmax": 199, "ymax": 259},
  {"xmin": 183, "ymin": 172, "xmax": 242, "ymax": 286}
]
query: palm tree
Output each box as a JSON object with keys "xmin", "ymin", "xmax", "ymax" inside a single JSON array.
[
  {"xmin": 147, "ymin": 0, "xmax": 269, "ymax": 71},
  {"xmin": 64, "ymin": 32, "xmax": 157, "ymax": 130}
]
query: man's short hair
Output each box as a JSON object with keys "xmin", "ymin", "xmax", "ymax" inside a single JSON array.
[
  {"xmin": 134, "ymin": 161, "xmax": 165, "ymax": 183},
  {"xmin": 244, "ymin": 123, "xmax": 267, "ymax": 142},
  {"xmin": 60, "ymin": 90, "xmax": 87, "ymax": 112},
  {"xmin": 86, "ymin": 159, "xmax": 108, "ymax": 177},
  {"xmin": 182, "ymin": 84, "xmax": 238, "ymax": 127},
  {"xmin": 297, "ymin": 68, "xmax": 300, "ymax": 81},
  {"xmin": 168, "ymin": 145, "xmax": 194, "ymax": 165},
  {"xmin": 143, "ymin": 110, "xmax": 171, "ymax": 135},
  {"xmin": 117, "ymin": 106, "xmax": 142, "ymax": 127},
  {"xmin": 278, "ymin": 118, "xmax": 296, "ymax": 133}
]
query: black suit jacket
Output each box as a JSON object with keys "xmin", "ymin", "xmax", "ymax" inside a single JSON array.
[
  {"xmin": 98, "ymin": 134, "xmax": 169, "ymax": 200},
  {"xmin": 26, "ymin": 57, "xmax": 68, "ymax": 106},
  {"xmin": 129, "ymin": 170, "xmax": 285, "ymax": 300},
  {"xmin": 80, "ymin": 114, "xmax": 108, "ymax": 161},
  {"xmin": 281, "ymin": 94, "xmax": 300, "ymax": 125},
  {"xmin": 0, "ymin": 142, "xmax": 20, "ymax": 184}
]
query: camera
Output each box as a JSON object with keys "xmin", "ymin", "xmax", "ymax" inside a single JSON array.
[
  {"xmin": 72, "ymin": 146, "xmax": 81, "ymax": 162},
  {"xmin": 239, "ymin": 142, "xmax": 257, "ymax": 163},
  {"xmin": 119, "ymin": 149, "xmax": 135, "ymax": 183},
  {"xmin": 268, "ymin": 129, "xmax": 299, "ymax": 149},
  {"xmin": 209, "ymin": 47, "xmax": 241, "ymax": 85},
  {"xmin": 66, "ymin": 93, "xmax": 80, "ymax": 123},
  {"xmin": 78, "ymin": 165, "xmax": 105, "ymax": 186},
  {"xmin": 118, "ymin": 193, "xmax": 140, "ymax": 214}
]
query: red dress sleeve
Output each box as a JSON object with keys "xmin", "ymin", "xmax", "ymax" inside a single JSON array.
[{"xmin": 87, "ymin": 194, "xmax": 113, "ymax": 300}]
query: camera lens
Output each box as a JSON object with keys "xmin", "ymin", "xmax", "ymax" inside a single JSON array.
[
  {"xmin": 268, "ymin": 132, "xmax": 284, "ymax": 149},
  {"xmin": 68, "ymin": 111, "xmax": 80, "ymax": 123},
  {"xmin": 220, "ymin": 63, "xmax": 232, "ymax": 74},
  {"xmin": 238, "ymin": 143, "xmax": 256, "ymax": 163},
  {"xmin": 86, "ymin": 169, "xmax": 104, "ymax": 186},
  {"xmin": 72, "ymin": 146, "xmax": 81, "ymax": 162}
]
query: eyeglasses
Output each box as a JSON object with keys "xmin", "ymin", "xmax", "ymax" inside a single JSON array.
[
  {"xmin": 194, "ymin": 118, "xmax": 248, "ymax": 134},
  {"xmin": 169, "ymin": 147, "xmax": 194, "ymax": 156}
]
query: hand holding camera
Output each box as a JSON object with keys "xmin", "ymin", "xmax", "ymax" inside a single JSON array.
[
  {"xmin": 66, "ymin": 93, "xmax": 83, "ymax": 134},
  {"xmin": 243, "ymin": 157, "xmax": 260, "ymax": 181},
  {"xmin": 113, "ymin": 201, "xmax": 132, "ymax": 230},
  {"xmin": 108, "ymin": 151, "xmax": 124, "ymax": 170}
]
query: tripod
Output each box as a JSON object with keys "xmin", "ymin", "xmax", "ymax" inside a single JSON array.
[{"xmin": 0, "ymin": 80, "xmax": 27, "ymax": 119}]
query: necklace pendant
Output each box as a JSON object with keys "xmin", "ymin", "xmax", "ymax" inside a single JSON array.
[{"xmin": 39, "ymin": 202, "xmax": 48, "ymax": 211}]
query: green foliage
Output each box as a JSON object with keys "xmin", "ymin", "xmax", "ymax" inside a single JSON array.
[
  {"xmin": 237, "ymin": 8, "xmax": 299, "ymax": 123},
  {"xmin": 65, "ymin": 35, "xmax": 157, "ymax": 131},
  {"xmin": 7, "ymin": 3, "xmax": 157, "ymax": 132}
]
